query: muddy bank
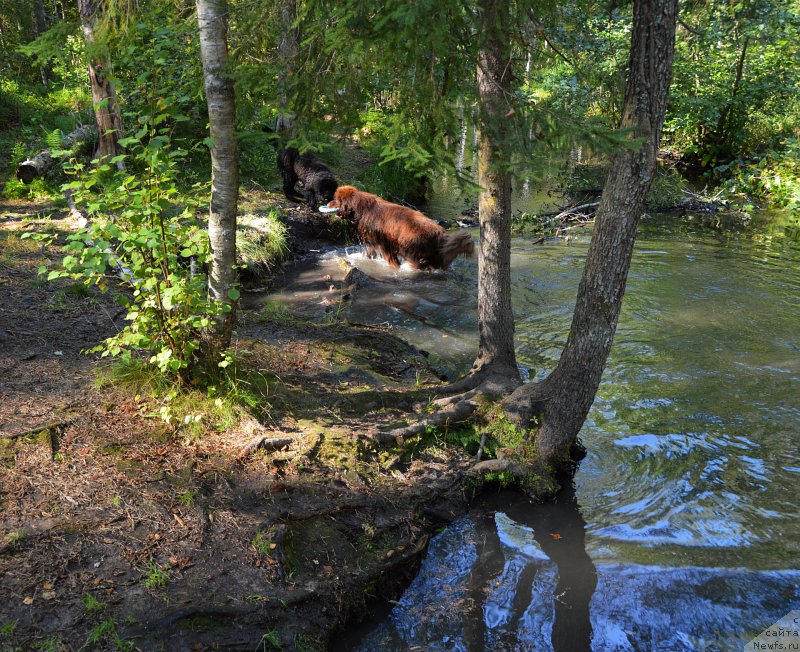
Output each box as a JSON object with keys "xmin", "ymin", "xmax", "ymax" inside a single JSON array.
[{"xmin": 0, "ymin": 197, "xmax": 483, "ymax": 651}]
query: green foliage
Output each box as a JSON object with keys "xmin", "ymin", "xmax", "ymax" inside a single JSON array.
[
  {"xmin": 82, "ymin": 618, "xmax": 132, "ymax": 651},
  {"xmin": 82, "ymin": 593, "xmax": 106, "ymax": 614},
  {"xmin": 142, "ymin": 561, "xmax": 169, "ymax": 590},
  {"xmin": 113, "ymin": 12, "xmax": 206, "ymax": 176},
  {"xmin": 34, "ymin": 637, "xmax": 63, "ymax": 652},
  {"xmin": 2, "ymin": 178, "xmax": 52, "ymax": 200},
  {"xmin": 665, "ymin": 0, "xmax": 800, "ymax": 166},
  {"xmin": 257, "ymin": 630, "xmax": 283, "ymax": 651},
  {"xmin": 40, "ymin": 119, "xmax": 228, "ymax": 380},
  {"xmin": 252, "ymin": 530, "xmax": 272, "ymax": 558},
  {"xmin": 178, "ymin": 490, "xmax": 196, "ymax": 506},
  {"xmin": 2, "ymin": 530, "xmax": 26, "ymax": 547},
  {"xmin": 716, "ymin": 140, "xmax": 800, "ymax": 210},
  {"xmin": 18, "ymin": 20, "xmax": 87, "ymax": 88},
  {"xmin": 0, "ymin": 620, "xmax": 17, "ymax": 636},
  {"xmin": 648, "ymin": 168, "xmax": 689, "ymax": 211},
  {"xmin": 480, "ymin": 408, "xmax": 533, "ymax": 456}
]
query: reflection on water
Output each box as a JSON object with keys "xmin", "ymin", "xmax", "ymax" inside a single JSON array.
[
  {"xmin": 463, "ymin": 485, "xmax": 597, "ymax": 652},
  {"xmin": 346, "ymin": 489, "xmax": 799, "ymax": 652},
  {"xmin": 261, "ymin": 211, "xmax": 800, "ymax": 649}
]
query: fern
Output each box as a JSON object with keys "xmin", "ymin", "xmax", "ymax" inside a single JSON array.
[{"xmin": 45, "ymin": 129, "xmax": 63, "ymax": 151}]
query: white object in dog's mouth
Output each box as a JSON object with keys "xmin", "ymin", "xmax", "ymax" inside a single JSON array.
[{"xmin": 319, "ymin": 206, "xmax": 339, "ymax": 213}]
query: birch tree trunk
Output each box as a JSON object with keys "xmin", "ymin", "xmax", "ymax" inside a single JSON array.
[
  {"xmin": 196, "ymin": 0, "xmax": 239, "ymax": 351},
  {"xmin": 504, "ymin": 0, "xmax": 679, "ymax": 464},
  {"xmin": 77, "ymin": 0, "xmax": 124, "ymax": 166},
  {"xmin": 471, "ymin": 0, "xmax": 519, "ymax": 382}
]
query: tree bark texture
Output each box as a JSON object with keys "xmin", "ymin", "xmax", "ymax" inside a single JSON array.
[
  {"xmin": 275, "ymin": 0, "xmax": 298, "ymax": 134},
  {"xmin": 77, "ymin": 0, "xmax": 124, "ymax": 165},
  {"xmin": 506, "ymin": 0, "xmax": 678, "ymax": 463},
  {"xmin": 34, "ymin": 0, "xmax": 51, "ymax": 86},
  {"xmin": 472, "ymin": 0, "xmax": 519, "ymax": 380},
  {"xmin": 196, "ymin": 0, "xmax": 239, "ymax": 350}
]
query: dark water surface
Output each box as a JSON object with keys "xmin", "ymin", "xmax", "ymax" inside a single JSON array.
[{"xmin": 263, "ymin": 203, "xmax": 800, "ymax": 650}]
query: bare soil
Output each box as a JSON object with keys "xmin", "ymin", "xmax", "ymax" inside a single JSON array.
[{"xmin": 0, "ymin": 197, "xmax": 473, "ymax": 651}]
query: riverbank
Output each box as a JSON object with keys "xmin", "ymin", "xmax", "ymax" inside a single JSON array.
[{"xmin": 0, "ymin": 196, "xmax": 481, "ymax": 651}]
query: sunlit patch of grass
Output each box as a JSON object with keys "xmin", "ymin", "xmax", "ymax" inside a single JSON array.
[
  {"xmin": 238, "ymin": 209, "xmax": 290, "ymax": 278},
  {"xmin": 0, "ymin": 232, "xmax": 40, "ymax": 265},
  {"xmin": 93, "ymin": 356, "xmax": 273, "ymax": 438},
  {"xmin": 177, "ymin": 490, "xmax": 196, "ymax": 507},
  {"xmin": 50, "ymin": 282, "xmax": 95, "ymax": 312},
  {"xmin": 255, "ymin": 301, "xmax": 294, "ymax": 326}
]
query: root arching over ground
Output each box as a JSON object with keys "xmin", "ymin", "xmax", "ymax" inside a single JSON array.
[{"xmin": 374, "ymin": 364, "xmax": 561, "ymax": 490}]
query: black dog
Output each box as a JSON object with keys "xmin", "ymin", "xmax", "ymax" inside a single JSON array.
[{"xmin": 276, "ymin": 147, "xmax": 338, "ymax": 208}]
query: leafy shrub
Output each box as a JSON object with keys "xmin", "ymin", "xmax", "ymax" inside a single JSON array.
[
  {"xmin": 32, "ymin": 121, "xmax": 229, "ymax": 381},
  {"xmin": 716, "ymin": 140, "xmax": 800, "ymax": 210}
]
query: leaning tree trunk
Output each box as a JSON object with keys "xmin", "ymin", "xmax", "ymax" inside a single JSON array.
[
  {"xmin": 77, "ymin": 0, "xmax": 124, "ymax": 167},
  {"xmin": 504, "ymin": 0, "xmax": 679, "ymax": 464},
  {"xmin": 471, "ymin": 0, "xmax": 519, "ymax": 381},
  {"xmin": 196, "ymin": 0, "xmax": 239, "ymax": 352}
]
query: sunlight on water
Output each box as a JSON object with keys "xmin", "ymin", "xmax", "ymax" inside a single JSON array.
[{"xmin": 265, "ymin": 212, "xmax": 800, "ymax": 650}]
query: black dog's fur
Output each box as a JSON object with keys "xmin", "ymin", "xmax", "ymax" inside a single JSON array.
[{"xmin": 276, "ymin": 147, "xmax": 338, "ymax": 208}]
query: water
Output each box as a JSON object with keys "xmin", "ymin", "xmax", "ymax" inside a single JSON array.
[{"xmin": 261, "ymin": 201, "xmax": 800, "ymax": 650}]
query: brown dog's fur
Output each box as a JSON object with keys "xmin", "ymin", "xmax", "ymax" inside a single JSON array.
[{"xmin": 327, "ymin": 186, "xmax": 474, "ymax": 270}]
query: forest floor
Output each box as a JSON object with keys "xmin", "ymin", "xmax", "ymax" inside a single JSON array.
[{"xmin": 0, "ymin": 195, "xmax": 477, "ymax": 652}]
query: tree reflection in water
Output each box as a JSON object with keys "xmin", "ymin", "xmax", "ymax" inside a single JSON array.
[{"xmin": 464, "ymin": 481, "xmax": 597, "ymax": 651}]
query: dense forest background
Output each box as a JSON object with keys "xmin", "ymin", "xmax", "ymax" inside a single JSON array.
[
  {"xmin": 1, "ymin": 3, "xmax": 799, "ymax": 649},
  {"xmin": 1, "ymin": 0, "xmax": 798, "ymax": 209}
]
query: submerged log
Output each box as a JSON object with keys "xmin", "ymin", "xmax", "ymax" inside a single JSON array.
[{"xmin": 16, "ymin": 125, "xmax": 97, "ymax": 184}]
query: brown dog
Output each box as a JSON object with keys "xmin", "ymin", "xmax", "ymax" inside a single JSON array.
[{"xmin": 327, "ymin": 186, "xmax": 474, "ymax": 270}]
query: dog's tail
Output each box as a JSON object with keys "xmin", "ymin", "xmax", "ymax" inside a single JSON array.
[{"xmin": 439, "ymin": 231, "xmax": 475, "ymax": 268}]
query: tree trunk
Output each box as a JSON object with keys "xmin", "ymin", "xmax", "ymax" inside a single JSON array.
[
  {"xmin": 77, "ymin": 0, "xmax": 124, "ymax": 167},
  {"xmin": 713, "ymin": 34, "xmax": 749, "ymax": 152},
  {"xmin": 471, "ymin": 0, "xmax": 519, "ymax": 381},
  {"xmin": 34, "ymin": 0, "xmax": 51, "ymax": 87},
  {"xmin": 504, "ymin": 0, "xmax": 678, "ymax": 464},
  {"xmin": 275, "ymin": 0, "xmax": 298, "ymax": 134},
  {"xmin": 196, "ymin": 0, "xmax": 239, "ymax": 351}
]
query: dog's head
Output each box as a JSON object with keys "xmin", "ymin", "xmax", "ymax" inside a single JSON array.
[
  {"xmin": 327, "ymin": 185, "xmax": 373, "ymax": 219},
  {"xmin": 319, "ymin": 179, "xmax": 339, "ymax": 205}
]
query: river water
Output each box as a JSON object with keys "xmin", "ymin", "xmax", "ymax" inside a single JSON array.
[{"xmin": 261, "ymin": 184, "xmax": 800, "ymax": 651}]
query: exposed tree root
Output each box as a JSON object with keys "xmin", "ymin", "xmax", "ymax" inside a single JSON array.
[{"xmin": 375, "ymin": 370, "xmax": 522, "ymax": 444}]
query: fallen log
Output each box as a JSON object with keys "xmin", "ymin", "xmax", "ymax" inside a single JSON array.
[
  {"xmin": 16, "ymin": 151, "xmax": 52, "ymax": 184},
  {"xmin": 16, "ymin": 125, "xmax": 96, "ymax": 184}
]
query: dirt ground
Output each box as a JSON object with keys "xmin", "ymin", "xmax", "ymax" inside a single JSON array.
[{"xmin": 0, "ymin": 197, "xmax": 474, "ymax": 651}]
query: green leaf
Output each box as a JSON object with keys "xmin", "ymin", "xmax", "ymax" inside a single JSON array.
[{"xmin": 227, "ymin": 288, "xmax": 241, "ymax": 301}]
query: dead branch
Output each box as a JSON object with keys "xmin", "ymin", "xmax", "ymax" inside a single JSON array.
[
  {"xmin": 237, "ymin": 436, "xmax": 293, "ymax": 460},
  {"xmin": 1, "ymin": 419, "xmax": 73, "ymax": 440}
]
